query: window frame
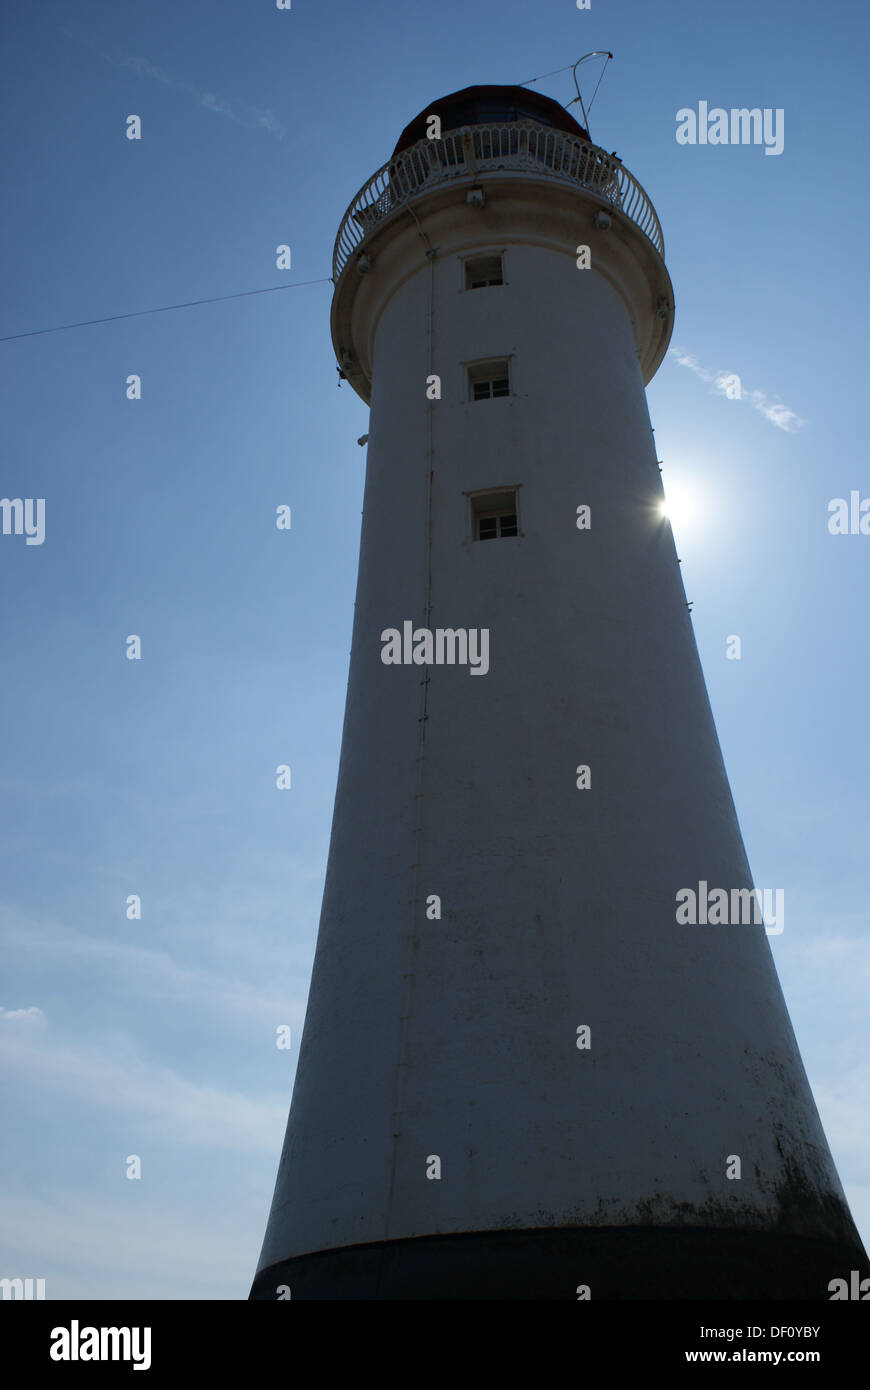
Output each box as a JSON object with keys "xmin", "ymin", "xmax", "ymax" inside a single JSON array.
[
  {"xmin": 467, "ymin": 486, "xmax": 522, "ymax": 542},
  {"xmin": 462, "ymin": 251, "xmax": 506, "ymax": 291},
  {"xmin": 466, "ymin": 357, "xmax": 512, "ymax": 404}
]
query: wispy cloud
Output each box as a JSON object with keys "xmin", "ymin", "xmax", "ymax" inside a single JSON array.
[
  {"xmin": 0, "ymin": 1190, "xmax": 258, "ymax": 1299},
  {"xmin": 65, "ymin": 31, "xmax": 285, "ymax": 140},
  {"xmin": 0, "ymin": 902, "xmax": 301, "ymax": 1025},
  {"xmin": 669, "ymin": 348, "xmax": 806, "ymax": 432},
  {"xmin": 0, "ymin": 1005, "xmax": 44, "ymax": 1023},
  {"xmin": 0, "ymin": 1025, "xmax": 286, "ymax": 1153}
]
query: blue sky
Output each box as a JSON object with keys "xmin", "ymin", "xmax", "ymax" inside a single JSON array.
[{"xmin": 1, "ymin": 0, "xmax": 868, "ymax": 1298}]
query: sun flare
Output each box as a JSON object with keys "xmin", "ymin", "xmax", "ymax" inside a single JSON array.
[{"xmin": 659, "ymin": 482, "xmax": 699, "ymax": 533}]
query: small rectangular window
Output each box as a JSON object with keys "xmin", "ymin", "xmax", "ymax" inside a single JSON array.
[
  {"xmin": 470, "ymin": 489, "xmax": 520, "ymax": 541},
  {"xmin": 468, "ymin": 359, "xmax": 510, "ymax": 403},
  {"xmin": 465, "ymin": 254, "xmax": 504, "ymax": 289}
]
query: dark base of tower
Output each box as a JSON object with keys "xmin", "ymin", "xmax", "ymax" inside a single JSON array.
[{"xmin": 250, "ymin": 1226, "xmax": 867, "ymax": 1300}]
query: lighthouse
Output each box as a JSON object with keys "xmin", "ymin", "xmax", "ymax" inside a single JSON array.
[{"xmin": 251, "ymin": 85, "xmax": 866, "ymax": 1299}]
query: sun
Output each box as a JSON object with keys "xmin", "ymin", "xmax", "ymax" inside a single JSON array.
[{"xmin": 659, "ymin": 481, "xmax": 699, "ymax": 533}]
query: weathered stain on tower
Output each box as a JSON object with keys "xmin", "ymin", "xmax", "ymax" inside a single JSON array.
[{"xmin": 251, "ymin": 85, "xmax": 867, "ymax": 1299}]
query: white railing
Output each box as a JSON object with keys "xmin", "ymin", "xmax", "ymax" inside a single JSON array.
[{"xmin": 333, "ymin": 122, "xmax": 664, "ymax": 281}]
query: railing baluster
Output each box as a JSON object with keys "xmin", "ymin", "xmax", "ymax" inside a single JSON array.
[{"xmin": 333, "ymin": 122, "xmax": 664, "ymax": 279}]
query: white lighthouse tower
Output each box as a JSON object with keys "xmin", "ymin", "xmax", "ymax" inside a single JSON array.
[{"xmin": 251, "ymin": 85, "xmax": 866, "ymax": 1299}]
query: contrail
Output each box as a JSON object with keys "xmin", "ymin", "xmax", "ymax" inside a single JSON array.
[
  {"xmin": 63, "ymin": 30, "xmax": 286, "ymax": 140},
  {"xmin": 669, "ymin": 347, "xmax": 806, "ymax": 432}
]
